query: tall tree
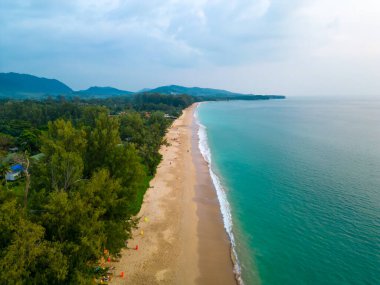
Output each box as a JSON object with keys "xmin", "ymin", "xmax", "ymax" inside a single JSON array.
[
  {"xmin": 80, "ymin": 169, "xmax": 134, "ymax": 254},
  {"xmin": 41, "ymin": 119, "xmax": 86, "ymax": 192},
  {"xmin": 41, "ymin": 190, "xmax": 104, "ymax": 283},
  {"xmin": 85, "ymin": 113, "xmax": 120, "ymax": 175},
  {"xmin": 0, "ymin": 199, "xmax": 68, "ymax": 284}
]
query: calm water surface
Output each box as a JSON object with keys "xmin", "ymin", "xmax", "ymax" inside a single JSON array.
[{"xmin": 198, "ymin": 98, "xmax": 380, "ymax": 285}]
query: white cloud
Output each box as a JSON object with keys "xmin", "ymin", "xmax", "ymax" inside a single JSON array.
[
  {"xmin": 292, "ymin": 0, "xmax": 380, "ymax": 58},
  {"xmin": 0, "ymin": 0, "xmax": 379, "ymax": 96}
]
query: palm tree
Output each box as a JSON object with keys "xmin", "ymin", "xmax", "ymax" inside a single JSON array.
[{"xmin": 23, "ymin": 154, "xmax": 30, "ymax": 208}]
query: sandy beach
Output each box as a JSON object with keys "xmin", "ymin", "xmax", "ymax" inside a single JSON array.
[{"xmin": 109, "ymin": 103, "xmax": 236, "ymax": 285}]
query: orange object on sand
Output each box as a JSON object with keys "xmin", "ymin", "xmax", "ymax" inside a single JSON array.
[
  {"xmin": 135, "ymin": 245, "xmax": 138, "ymax": 250},
  {"xmin": 120, "ymin": 271, "xmax": 124, "ymax": 278}
]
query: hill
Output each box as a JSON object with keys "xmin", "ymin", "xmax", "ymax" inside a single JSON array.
[
  {"xmin": 148, "ymin": 85, "xmax": 285, "ymax": 100},
  {"xmin": 76, "ymin": 86, "xmax": 133, "ymax": 97},
  {"xmin": 0, "ymin": 73, "xmax": 285, "ymax": 100},
  {"xmin": 149, "ymin": 85, "xmax": 244, "ymax": 97},
  {"xmin": 0, "ymin": 72, "xmax": 73, "ymax": 98}
]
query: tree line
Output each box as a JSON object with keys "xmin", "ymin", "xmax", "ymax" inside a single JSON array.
[{"xmin": 0, "ymin": 93, "xmax": 194, "ymax": 284}]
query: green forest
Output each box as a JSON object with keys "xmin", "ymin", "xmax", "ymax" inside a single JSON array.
[{"xmin": 0, "ymin": 93, "xmax": 195, "ymax": 284}]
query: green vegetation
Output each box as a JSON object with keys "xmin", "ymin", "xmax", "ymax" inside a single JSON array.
[
  {"xmin": 0, "ymin": 94, "xmax": 194, "ymax": 284},
  {"xmin": 0, "ymin": 81, "xmax": 285, "ymax": 283},
  {"xmin": 75, "ymin": 86, "xmax": 133, "ymax": 98},
  {"xmin": 148, "ymin": 84, "xmax": 286, "ymax": 99}
]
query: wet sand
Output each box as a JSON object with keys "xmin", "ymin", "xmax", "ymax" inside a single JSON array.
[{"xmin": 109, "ymin": 103, "xmax": 236, "ymax": 284}]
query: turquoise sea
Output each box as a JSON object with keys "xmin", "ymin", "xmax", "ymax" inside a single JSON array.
[{"xmin": 196, "ymin": 98, "xmax": 380, "ymax": 285}]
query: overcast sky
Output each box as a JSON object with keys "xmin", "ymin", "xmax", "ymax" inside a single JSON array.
[{"xmin": 1, "ymin": 0, "xmax": 379, "ymax": 96}]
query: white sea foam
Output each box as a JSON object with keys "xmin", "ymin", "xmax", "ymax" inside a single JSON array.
[{"xmin": 194, "ymin": 104, "xmax": 244, "ymax": 285}]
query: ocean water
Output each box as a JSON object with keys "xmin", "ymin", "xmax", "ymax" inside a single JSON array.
[{"xmin": 196, "ymin": 98, "xmax": 380, "ymax": 285}]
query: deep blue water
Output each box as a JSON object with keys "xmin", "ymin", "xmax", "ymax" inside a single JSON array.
[{"xmin": 197, "ymin": 98, "xmax": 380, "ymax": 285}]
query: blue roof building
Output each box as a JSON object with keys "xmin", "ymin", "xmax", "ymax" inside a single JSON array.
[
  {"xmin": 10, "ymin": 164, "xmax": 24, "ymax": 172},
  {"xmin": 6, "ymin": 164, "xmax": 24, "ymax": 181}
]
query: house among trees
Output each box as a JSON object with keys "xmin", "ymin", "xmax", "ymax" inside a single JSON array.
[
  {"xmin": 164, "ymin": 113, "xmax": 177, "ymax": 119},
  {"xmin": 5, "ymin": 164, "xmax": 24, "ymax": 181}
]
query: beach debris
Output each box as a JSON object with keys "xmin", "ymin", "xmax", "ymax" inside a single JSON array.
[
  {"xmin": 120, "ymin": 271, "xmax": 124, "ymax": 278},
  {"xmin": 135, "ymin": 245, "xmax": 139, "ymax": 250},
  {"xmin": 144, "ymin": 217, "xmax": 149, "ymax": 222},
  {"xmin": 140, "ymin": 230, "xmax": 144, "ymax": 236},
  {"xmin": 107, "ymin": 257, "xmax": 111, "ymax": 262}
]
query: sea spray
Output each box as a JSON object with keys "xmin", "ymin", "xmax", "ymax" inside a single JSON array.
[{"xmin": 195, "ymin": 104, "xmax": 244, "ymax": 285}]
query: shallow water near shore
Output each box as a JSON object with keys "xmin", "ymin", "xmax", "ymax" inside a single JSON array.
[{"xmin": 197, "ymin": 98, "xmax": 380, "ymax": 285}]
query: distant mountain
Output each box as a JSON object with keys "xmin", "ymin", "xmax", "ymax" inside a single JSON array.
[
  {"xmin": 138, "ymin": 88, "xmax": 152, "ymax": 93},
  {"xmin": 148, "ymin": 85, "xmax": 240, "ymax": 97},
  {"xmin": 147, "ymin": 85, "xmax": 285, "ymax": 100},
  {"xmin": 76, "ymin": 86, "xmax": 133, "ymax": 97},
  {"xmin": 0, "ymin": 72, "xmax": 285, "ymax": 101},
  {"xmin": 0, "ymin": 72, "xmax": 73, "ymax": 98}
]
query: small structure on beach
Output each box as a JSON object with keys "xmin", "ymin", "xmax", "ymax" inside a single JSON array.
[{"xmin": 5, "ymin": 164, "xmax": 24, "ymax": 181}]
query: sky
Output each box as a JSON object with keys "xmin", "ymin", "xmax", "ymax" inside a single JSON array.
[{"xmin": 1, "ymin": 0, "xmax": 380, "ymax": 96}]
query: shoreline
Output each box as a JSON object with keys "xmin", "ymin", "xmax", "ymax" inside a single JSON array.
[
  {"xmin": 192, "ymin": 106, "xmax": 238, "ymax": 284},
  {"xmin": 109, "ymin": 103, "xmax": 236, "ymax": 284},
  {"xmin": 194, "ymin": 105, "xmax": 243, "ymax": 284}
]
